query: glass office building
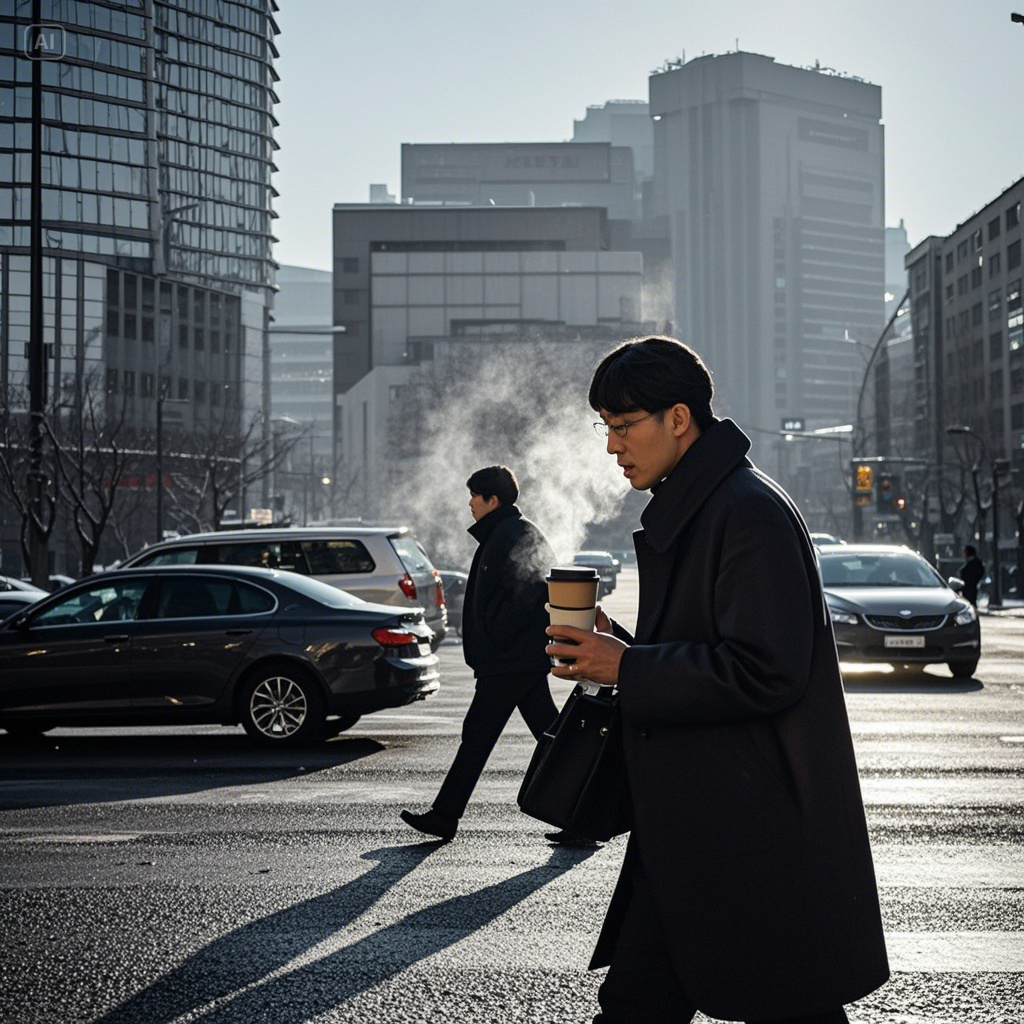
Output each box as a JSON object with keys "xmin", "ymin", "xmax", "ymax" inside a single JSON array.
[{"xmin": 0, "ymin": 0, "xmax": 279, "ymax": 432}]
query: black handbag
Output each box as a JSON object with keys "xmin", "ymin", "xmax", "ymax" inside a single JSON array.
[{"xmin": 517, "ymin": 685, "xmax": 631, "ymax": 842}]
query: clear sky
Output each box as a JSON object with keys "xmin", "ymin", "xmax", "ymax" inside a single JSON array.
[{"xmin": 271, "ymin": 0, "xmax": 1024, "ymax": 271}]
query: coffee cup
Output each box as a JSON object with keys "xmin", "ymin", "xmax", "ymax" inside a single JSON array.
[
  {"xmin": 546, "ymin": 566, "xmax": 600, "ymax": 667},
  {"xmin": 546, "ymin": 566, "xmax": 600, "ymax": 611}
]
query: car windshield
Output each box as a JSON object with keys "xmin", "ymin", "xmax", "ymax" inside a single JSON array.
[
  {"xmin": 272, "ymin": 572, "xmax": 367, "ymax": 608},
  {"xmin": 820, "ymin": 553, "xmax": 943, "ymax": 588}
]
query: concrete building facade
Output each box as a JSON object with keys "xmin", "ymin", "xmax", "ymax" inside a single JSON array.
[{"xmin": 650, "ymin": 52, "xmax": 885, "ymax": 435}]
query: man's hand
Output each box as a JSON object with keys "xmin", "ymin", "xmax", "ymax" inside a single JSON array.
[
  {"xmin": 595, "ymin": 603, "xmax": 612, "ymax": 633},
  {"xmin": 546, "ymin": 624, "xmax": 628, "ymax": 687}
]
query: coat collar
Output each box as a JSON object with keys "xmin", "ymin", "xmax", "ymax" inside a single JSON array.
[
  {"xmin": 468, "ymin": 501, "xmax": 521, "ymax": 545},
  {"xmin": 640, "ymin": 419, "xmax": 752, "ymax": 553}
]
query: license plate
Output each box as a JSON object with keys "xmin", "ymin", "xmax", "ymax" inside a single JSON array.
[{"xmin": 884, "ymin": 635, "xmax": 925, "ymax": 649}]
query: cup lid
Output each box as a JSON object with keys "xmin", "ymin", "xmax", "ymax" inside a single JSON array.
[{"xmin": 547, "ymin": 566, "xmax": 600, "ymax": 582}]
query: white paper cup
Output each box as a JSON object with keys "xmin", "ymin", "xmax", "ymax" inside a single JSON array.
[{"xmin": 546, "ymin": 602, "xmax": 596, "ymax": 665}]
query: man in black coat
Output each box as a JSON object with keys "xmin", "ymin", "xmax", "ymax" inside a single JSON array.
[
  {"xmin": 958, "ymin": 544, "xmax": 985, "ymax": 607},
  {"xmin": 401, "ymin": 465, "xmax": 559, "ymax": 842},
  {"xmin": 547, "ymin": 338, "xmax": 889, "ymax": 1023}
]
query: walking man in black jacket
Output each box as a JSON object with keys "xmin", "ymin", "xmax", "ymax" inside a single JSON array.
[{"xmin": 401, "ymin": 465, "xmax": 559, "ymax": 842}]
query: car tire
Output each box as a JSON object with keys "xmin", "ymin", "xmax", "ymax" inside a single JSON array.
[
  {"xmin": 326, "ymin": 714, "xmax": 361, "ymax": 736},
  {"xmin": 239, "ymin": 663, "xmax": 327, "ymax": 746},
  {"xmin": 947, "ymin": 659, "xmax": 979, "ymax": 679}
]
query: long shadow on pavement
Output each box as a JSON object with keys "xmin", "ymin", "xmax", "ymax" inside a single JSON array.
[
  {"xmin": 93, "ymin": 841, "xmax": 596, "ymax": 1024},
  {"xmin": 0, "ymin": 733, "xmax": 384, "ymax": 809},
  {"xmin": 92, "ymin": 841, "xmax": 441, "ymax": 1024}
]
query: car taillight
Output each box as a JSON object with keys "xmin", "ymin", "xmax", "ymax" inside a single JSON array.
[
  {"xmin": 398, "ymin": 573, "xmax": 417, "ymax": 600},
  {"xmin": 373, "ymin": 627, "xmax": 418, "ymax": 647},
  {"xmin": 433, "ymin": 569, "xmax": 445, "ymax": 609}
]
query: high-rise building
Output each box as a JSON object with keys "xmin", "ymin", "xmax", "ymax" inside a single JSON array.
[
  {"xmin": 0, "ymin": 0, "xmax": 279, "ymax": 435},
  {"xmin": 268, "ymin": 264, "xmax": 334, "ymax": 460},
  {"xmin": 1, "ymin": 0, "xmax": 279, "ymax": 570},
  {"xmin": 650, "ymin": 52, "xmax": 885, "ymax": 435}
]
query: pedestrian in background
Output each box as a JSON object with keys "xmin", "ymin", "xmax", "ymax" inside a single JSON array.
[
  {"xmin": 401, "ymin": 465, "xmax": 559, "ymax": 843},
  {"xmin": 958, "ymin": 544, "xmax": 985, "ymax": 608},
  {"xmin": 546, "ymin": 337, "xmax": 889, "ymax": 1023}
]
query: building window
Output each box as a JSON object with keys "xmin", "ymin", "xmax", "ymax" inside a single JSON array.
[
  {"xmin": 989, "ymin": 290, "xmax": 1002, "ymax": 320},
  {"xmin": 141, "ymin": 373, "xmax": 154, "ymax": 397},
  {"xmin": 178, "ymin": 323, "xmax": 189, "ymax": 348},
  {"xmin": 972, "ymin": 229, "xmax": 983, "ymax": 251},
  {"xmin": 946, "ymin": 283, "xmax": 954, "ymax": 304},
  {"xmin": 194, "ymin": 380, "xmax": 207, "ymax": 403},
  {"xmin": 956, "ymin": 240, "xmax": 969, "ymax": 261},
  {"xmin": 338, "ymin": 320, "xmax": 359, "ymax": 336},
  {"xmin": 990, "ymin": 333, "xmax": 1003, "ymax": 361},
  {"xmin": 957, "ymin": 275, "xmax": 968, "ymax": 296},
  {"xmin": 972, "ymin": 303, "xmax": 983, "ymax": 327},
  {"xmin": 124, "ymin": 314, "xmax": 136, "ymax": 339},
  {"xmin": 1009, "ymin": 241, "xmax": 1021, "ymax": 271},
  {"xmin": 341, "ymin": 289, "xmax": 360, "ymax": 305},
  {"xmin": 945, "ymin": 252, "xmax": 954, "ymax": 273},
  {"xmin": 195, "ymin": 326, "xmax": 204, "ymax": 351},
  {"xmin": 123, "ymin": 371, "xmax": 135, "ymax": 396},
  {"xmin": 340, "ymin": 257, "xmax": 359, "ymax": 274},
  {"xmin": 178, "ymin": 378, "xmax": 189, "ymax": 400},
  {"xmin": 1008, "ymin": 279, "xmax": 1022, "ymax": 351},
  {"xmin": 991, "ymin": 252, "xmax": 1002, "ymax": 277},
  {"xmin": 971, "ymin": 267, "xmax": 982, "ymax": 289},
  {"xmin": 989, "ymin": 216, "xmax": 1001, "ymax": 241},
  {"xmin": 141, "ymin": 317, "xmax": 154, "ymax": 343},
  {"xmin": 1008, "ymin": 202, "xmax": 1021, "ymax": 230}
]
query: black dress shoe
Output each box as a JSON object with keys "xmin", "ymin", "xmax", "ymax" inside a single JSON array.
[
  {"xmin": 544, "ymin": 829, "xmax": 601, "ymax": 847},
  {"xmin": 400, "ymin": 807, "xmax": 457, "ymax": 842}
]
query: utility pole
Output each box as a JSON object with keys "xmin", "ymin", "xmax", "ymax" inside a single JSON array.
[{"xmin": 27, "ymin": 0, "xmax": 49, "ymax": 587}]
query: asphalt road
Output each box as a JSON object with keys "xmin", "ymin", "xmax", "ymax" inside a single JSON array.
[{"xmin": 0, "ymin": 568, "xmax": 1021, "ymax": 1023}]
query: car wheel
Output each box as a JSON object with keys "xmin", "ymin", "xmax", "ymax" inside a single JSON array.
[
  {"xmin": 240, "ymin": 664, "xmax": 326, "ymax": 746},
  {"xmin": 947, "ymin": 659, "xmax": 979, "ymax": 679},
  {"xmin": 326, "ymin": 714, "xmax": 361, "ymax": 736}
]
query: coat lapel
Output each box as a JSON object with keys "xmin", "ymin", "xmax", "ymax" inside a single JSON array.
[{"xmin": 632, "ymin": 419, "xmax": 752, "ymax": 644}]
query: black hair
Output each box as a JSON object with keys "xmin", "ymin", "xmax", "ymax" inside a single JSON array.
[
  {"xmin": 588, "ymin": 336, "xmax": 715, "ymax": 431},
  {"xmin": 466, "ymin": 465, "xmax": 519, "ymax": 506},
  {"xmin": 963, "ymin": 544, "xmax": 977, "ymax": 557}
]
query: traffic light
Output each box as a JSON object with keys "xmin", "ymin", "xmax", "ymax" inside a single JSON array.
[
  {"xmin": 876, "ymin": 473, "xmax": 893, "ymax": 512},
  {"xmin": 855, "ymin": 465, "xmax": 873, "ymax": 492}
]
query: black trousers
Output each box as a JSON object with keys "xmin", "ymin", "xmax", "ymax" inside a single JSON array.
[
  {"xmin": 595, "ymin": 876, "xmax": 849, "ymax": 1024},
  {"xmin": 433, "ymin": 671, "xmax": 557, "ymax": 820}
]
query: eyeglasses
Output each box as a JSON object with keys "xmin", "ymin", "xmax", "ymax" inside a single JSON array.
[{"xmin": 592, "ymin": 410, "xmax": 663, "ymax": 438}]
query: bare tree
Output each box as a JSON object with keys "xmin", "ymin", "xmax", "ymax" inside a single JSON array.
[
  {"xmin": 0, "ymin": 383, "xmax": 60, "ymax": 579},
  {"xmin": 46, "ymin": 373, "xmax": 140, "ymax": 576},
  {"xmin": 164, "ymin": 408, "xmax": 310, "ymax": 531}
]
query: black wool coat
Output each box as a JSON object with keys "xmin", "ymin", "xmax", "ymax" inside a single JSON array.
[
  {"xmin": 462, "ymin": 503, "xmax": 554, "ymax": 678},
  {"xmin": 591, "ymin": 419, "xmax": 889, "ymax": 1021}
]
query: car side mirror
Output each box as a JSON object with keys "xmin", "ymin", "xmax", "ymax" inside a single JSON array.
[{"xmin": 947, "ymin": 576, "xmax": 965, "ymax": 593}]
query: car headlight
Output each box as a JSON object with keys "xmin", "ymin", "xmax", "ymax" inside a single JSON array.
[
  {"xmin": 954, "ymin": 603, "xmax": 977, "ymax": 626},
  {"xmin": 828, "ymin": 608, "xmax": 858, "ymax": 625}
]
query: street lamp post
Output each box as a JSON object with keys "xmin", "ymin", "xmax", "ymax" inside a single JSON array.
[
  {"xmin": 946, "ymin": 425, "xmax": 1010, "ymax": 607},
  {"xmin": 850, "ymin": 291, "xmax": 911, "ymax": 541}
]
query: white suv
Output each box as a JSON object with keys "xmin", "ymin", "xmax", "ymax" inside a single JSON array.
[{"xmin": 119, "ymin": 527, "xmax": 447, "ymax": 645}]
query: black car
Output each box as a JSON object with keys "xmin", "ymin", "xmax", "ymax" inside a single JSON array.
[
  {"xmin": 437, "ymin": 570, "xmax": 468, "ymax": 637},
  {"xmin": 572, "ymin": 551, "xmax": 618, "ymax": 597},
  {"xmin": 819, "ymin": 545, "xmax": 982, "ymax": 678},
  {"xmin": 0, "ymin": 565, "xmax": 440, "ymax": 745}
]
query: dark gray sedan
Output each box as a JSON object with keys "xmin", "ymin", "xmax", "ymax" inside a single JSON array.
[
  {"xmin": 819, "ymin": 545, "xmax": 982, "ymax": 678},
  {"xmin": 0, "ymin": 565, "xmax": 439, "ymax": 745}
]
